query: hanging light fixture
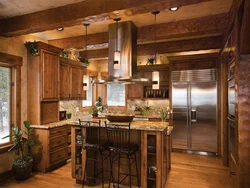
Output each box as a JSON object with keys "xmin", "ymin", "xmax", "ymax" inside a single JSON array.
[
  {"xmin": 113, "ymin": 18, "xmax": 121, "ymax": 69},
  {"xmin": 83, "ymin": 23, "xmax": 90, "ymax": 91},
  {"xmin": 152, "ymin": 11, "xmax": 160, "ymax": 90}
]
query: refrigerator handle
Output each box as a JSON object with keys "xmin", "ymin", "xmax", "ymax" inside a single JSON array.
[{"xmin": 191, "ymin": 110, "xmax": 197, "ymax": 122}]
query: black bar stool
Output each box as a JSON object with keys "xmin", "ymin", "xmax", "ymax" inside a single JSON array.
[
  {"xmin": 79, "ymin": 119, "xmax": 109, "ymax": 188},
  {"xmin": 105, "ymin": 121, "xmax": 140, "ymax": 188}
]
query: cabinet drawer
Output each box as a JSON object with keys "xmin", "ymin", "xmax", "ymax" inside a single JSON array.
[
  {"xmin": 50, "ymin": 135, "xmax": 67, "ymax": 150},
  {"xmin": 50, "ymin": 126, "xmax": 67, "ymax": 137},
  {"xmin": 50, "ymin": 148, "xmax": 67, "ymax": 165}
]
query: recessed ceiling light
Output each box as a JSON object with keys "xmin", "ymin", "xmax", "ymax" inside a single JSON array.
[
  {"xmin": 57, "ymin": 27, "xmax": 64, "ymax": 31},
  {"xmin": 169, "ymin": 7, "xmax": 179, "ymax": 12}
]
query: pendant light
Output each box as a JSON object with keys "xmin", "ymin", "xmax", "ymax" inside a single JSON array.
[
  {"xmin": 113, "ymin": 18, "xmax": 121, "ymax": 69},
  {"xmin": 83, "ymin": 23, "xmax": 90, "ymax": 91},
  {"xmin": 152, "ymin": 11, "xmax": 160, "ymax": 90}
]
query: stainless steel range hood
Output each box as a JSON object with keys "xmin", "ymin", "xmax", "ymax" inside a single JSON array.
[{"xmin": 92, "ymin": 21, "xmax": 150, "ymax": 84}]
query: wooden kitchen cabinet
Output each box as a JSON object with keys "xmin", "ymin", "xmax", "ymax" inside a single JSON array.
[
  {"xmin": 60, "ymin": 57, "xmax": 87, "ymax": 100},
  {"xmin": 141, "ymin": 129, "xmax": 171, "ymax": 188},
  {"xmin": 33, "ymin": 125, "xmax": 68, "ymax": 173},
  {"xmin": 127, "ymin": 83, "xmax": 143, "ymax": 99},
  {"xmin": 169, "ymin": 54, "xmax": 218, "ymax": 71},
  {"xmin": 27, "ymin": 42, "xmax": 62, "ymax": 125},
  {"xmin": 41, "ymin": 50, "xmax": 60, "ymax": 101},
  {"xmin": 60, "ymin": 62, "xmax": 70, "ymax": 99}
]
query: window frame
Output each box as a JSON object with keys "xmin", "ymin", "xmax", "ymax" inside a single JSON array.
[
  {"xmin": 82, "ymin": 76, "xmax": 94, "ymax": 108},
  {"xmin": 0, "ymin": 52, "xmax": 22, "ymax": 152}
]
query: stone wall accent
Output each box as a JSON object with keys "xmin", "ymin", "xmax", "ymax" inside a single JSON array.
[{"xmin": 238, "ymin": 55, "xmax": 250, "ymax": 188}]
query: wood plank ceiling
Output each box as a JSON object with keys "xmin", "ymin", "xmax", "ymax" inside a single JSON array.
[{"xmin": 0, "ymin": 0, "xmax": 233, "ymax": 58}]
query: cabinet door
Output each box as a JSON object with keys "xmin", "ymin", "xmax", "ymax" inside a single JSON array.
[
  {"xmin": 159, "ymin": 69, "xmax": 169, "ymax": 85},
  {"xmin": 79, "ymin": 68, "xmax": 87, "ymax": 100},
  {"xmin": 71, "ymin": 66, "xmax": 80, "ymax": 99},
  {"xmin": 60, "ymin": 63, "xmax": 70, "ymax": 99},
  {"xmin": 41, "ymin": 50, "xmax": 60, "ymax": 101},
  {"xmin": 127, "ymin": 84, "xmax": 142, "ymax": 99}
]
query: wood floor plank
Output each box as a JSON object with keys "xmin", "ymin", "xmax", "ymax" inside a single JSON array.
[{"xmin": 0, "ymin": 152, "xmax": 233, "ymax": 188}]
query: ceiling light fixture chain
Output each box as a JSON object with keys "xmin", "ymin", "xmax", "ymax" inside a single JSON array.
[
  {"xmin": 113, "ymin": 17, "xmax": 121, "ymax": 69},
  {"xmin": 83, "ymin": 23, "xmax": 90, "ymax": 61},
  {"xmin": 152, "ymin": 11, "xmax": 159, "ymax": 64},
  {"xmin": 151, "ymin": 11, "xmax": 160, "ymax": 90}
]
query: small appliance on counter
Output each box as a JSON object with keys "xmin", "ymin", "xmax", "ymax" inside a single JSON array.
[{"xmin": 59, "ymin": 111, "xmax": 67, "ymax": 121}]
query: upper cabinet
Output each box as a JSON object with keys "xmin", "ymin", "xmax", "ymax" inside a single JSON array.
[
  {"xmin": 60, "ymin": 58, "xmax": 87, "ymax": 100},
  {"xmin": 169, "ymin": 54, "xmax": 218, "ymax": 71},
  {"xmin": 27, "ymin": 42, "xmax": 62, "ymax": 124},
  {"xmin": 41, "ymin": 49, "xmax": 60, "ymax": 101}
]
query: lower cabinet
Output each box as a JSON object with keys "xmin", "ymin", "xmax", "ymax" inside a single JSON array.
[
  {"xmin": 141, "ymin": 129, "xmax": 171, "ymax": 188},
  {"xmin": 33, "ymin": 125, "xmax": 68, "ymax": 172}
]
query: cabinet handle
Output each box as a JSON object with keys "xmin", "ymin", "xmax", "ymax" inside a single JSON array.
[
  {"xmin": 230, "ymin": 172, "xmax": 235, "ymax": 175},
  {"xmin": 69, "ymin": 94, "xmax": 70, "ymax": 99}
]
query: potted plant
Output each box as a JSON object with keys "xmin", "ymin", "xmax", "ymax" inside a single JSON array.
[
  {"xmin": 67, "ymin": 111, "xmax": 72, "ymax": 119},
  {"xmin": 78, "ymin": 57, "xmax": 90, "ymax": 65},
  {"xmin": 91, "ymin": 107, "xmax": 99, "ymax": 118},
  {"xmin": 159, "ymin": 106, "xmax": 170, "ymax": 122},
  {"xmin": 2, "ymin": 121, "xmax": 39, "ymax": 180},
  {"xmin": 24, "ymin": 41, "xmax": 39, "ymax": 56},
  {"xmin": 95, "ymin": 96, "xmax": 103, "ymax": 113},
  {"xmin": 147, "ymin": 57, "xmax": 155, "ymax": 65}
]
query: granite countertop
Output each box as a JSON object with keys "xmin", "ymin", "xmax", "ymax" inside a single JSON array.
[{"xmin": 31, "ymin": 117, "xmax": 173, "ymax": 134}]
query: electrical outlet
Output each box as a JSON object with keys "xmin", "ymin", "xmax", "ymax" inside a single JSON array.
[{"xmin": 76, "ymin": 107, "xmax": 79, "ymax": 112}]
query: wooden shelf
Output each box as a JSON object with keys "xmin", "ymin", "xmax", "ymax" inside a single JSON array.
[{"xmin": 143, "ymin": 98, "xmax": 169, "ymax": 100}]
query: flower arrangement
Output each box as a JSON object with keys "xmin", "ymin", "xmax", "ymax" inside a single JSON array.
[
  {"xmin": 159, "ymin": 106, "xmax": 170, "ymax": 122},
  {"xmin": 24, "ymin": 41, "xmax": 39, "ymax": 56}
]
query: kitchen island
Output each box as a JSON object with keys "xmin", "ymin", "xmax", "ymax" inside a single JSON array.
[{"xmin": 71, "ymin": 119, "xmax": 173, "ymax": 188}]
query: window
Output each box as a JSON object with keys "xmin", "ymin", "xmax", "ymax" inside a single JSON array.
[
  {"xmin": 0, "ymin": 52, "xmax": 22, "ymax": 149},
  {"xmin": 0, "ymin": 67, "xmax": 11, "ymax": 145},
  {"xmin": 82, "ymin": 77, "xmax": 93, "ymax": 107},
  {"xmin": 107, "ymin": 84, "xmax": 125, "ymax": 106}
]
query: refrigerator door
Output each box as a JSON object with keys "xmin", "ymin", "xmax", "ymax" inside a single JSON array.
[
  {"xmin": 190, "ymin": 82, "xmax": 217, "ymax": 153},
  {"xmin": 172, "ymin": 83, "xmax": 189, "ymax": 150}
]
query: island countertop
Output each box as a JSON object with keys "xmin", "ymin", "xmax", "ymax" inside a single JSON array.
[{"xmin": 31, "ymin": 118, "xmax": 173, "ymax": 133}]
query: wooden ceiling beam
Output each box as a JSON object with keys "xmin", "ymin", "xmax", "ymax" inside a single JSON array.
[
  {"xmin": 137, "ymin": 36, "xmax": 221, "ymax": 55},
  {"xmin": 80, "ymin": 36, "xmax": 221, "ymax": 59},
  {"xmin": 0, "ymin": 0, "xmax": 211, "ymax": 37},
  {"xmin": 49, "ymin": 13, "xmax": 227, "ymax": 49}
]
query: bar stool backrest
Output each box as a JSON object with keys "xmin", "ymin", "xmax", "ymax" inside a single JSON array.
[
  {"xmin": 105, "ymin": 122, "xmax": 131, "ymax": 152},
  {"xmin": 79, "ymin": 120, "xmax": 101, "ymax": 149}
]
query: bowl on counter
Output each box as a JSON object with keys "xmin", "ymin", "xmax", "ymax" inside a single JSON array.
[{"xmin": 105, "ymin": 114, "xmax": 135, "ymax": 122}]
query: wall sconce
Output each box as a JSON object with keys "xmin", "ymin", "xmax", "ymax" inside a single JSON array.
[
  {"xmin": 152, "ymin": 71, "xmax": 159, "ymax": 90},
  {"xmin": 114, "ymin": 18, "xmax": 121, "ymax": 70},
  {"xmin": 83, "ymin": 75, "xmax": 89, "ymax": 91}
]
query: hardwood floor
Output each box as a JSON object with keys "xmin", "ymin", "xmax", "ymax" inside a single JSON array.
[{"xmin": 0, "ymin": 152, "xmax": 233, "ymax": 188}]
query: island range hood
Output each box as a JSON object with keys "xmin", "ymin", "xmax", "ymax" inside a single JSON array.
[{"xmin": 92, "ymin": 21, "xmax": 150, "ymax": 84}]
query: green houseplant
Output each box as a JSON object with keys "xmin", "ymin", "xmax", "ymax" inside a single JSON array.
[
  {"xmin": 78, "ymin": 57, "xmax": 90, "ymax": 65},
  {"xmin": 2, "ymin": 121, "xmax": 39, "ymax": 180},
  {"xmin": 24, "ymin": 41, "xmax": 39, "ymax": 56},
  {"xmin": 147, "ymin": 57, "xmax": 155, "ymax": 65},
  {"xmin": 95, "ymin": 96, "xmax": 103, "ymax": 113},
  {"xmin": 91, "ymin": 107, "xmax": 99, "ymax": 118},
  {"xmin": 67, "ymin": 111, "xmax": 72, "ymax": 119}
]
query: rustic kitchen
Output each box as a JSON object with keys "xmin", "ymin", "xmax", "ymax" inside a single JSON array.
[{"xmin": 0, "ymin": 0, "xmax": 249, "ymax": 188}]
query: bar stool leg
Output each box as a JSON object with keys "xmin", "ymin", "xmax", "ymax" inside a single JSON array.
[
  {"xmin": 101, "ymin": 153, "xmax": 104, "ymax": 188},
  {"xmin": 118, "ymin": 153, "xmax": 121, "ymax": 188},
  {"xmin": 128, "ymin": 156, "xmax": 131, "ymax": 188},
  {"xmin": 108, "ymin": 152, "xmax": 113, "ymax": 188},
  {"xmin": 82, "ymin": 156, "xmax": 87, "ymax": 188},
  {"xmin": 134, "ymin": 153, "xmax": 140, "ymax": 187}
]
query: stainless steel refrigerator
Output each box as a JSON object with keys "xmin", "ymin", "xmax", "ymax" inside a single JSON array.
[{"xmin": 171, "ymin": 69, "xmax": 218, "ymax": 154}]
